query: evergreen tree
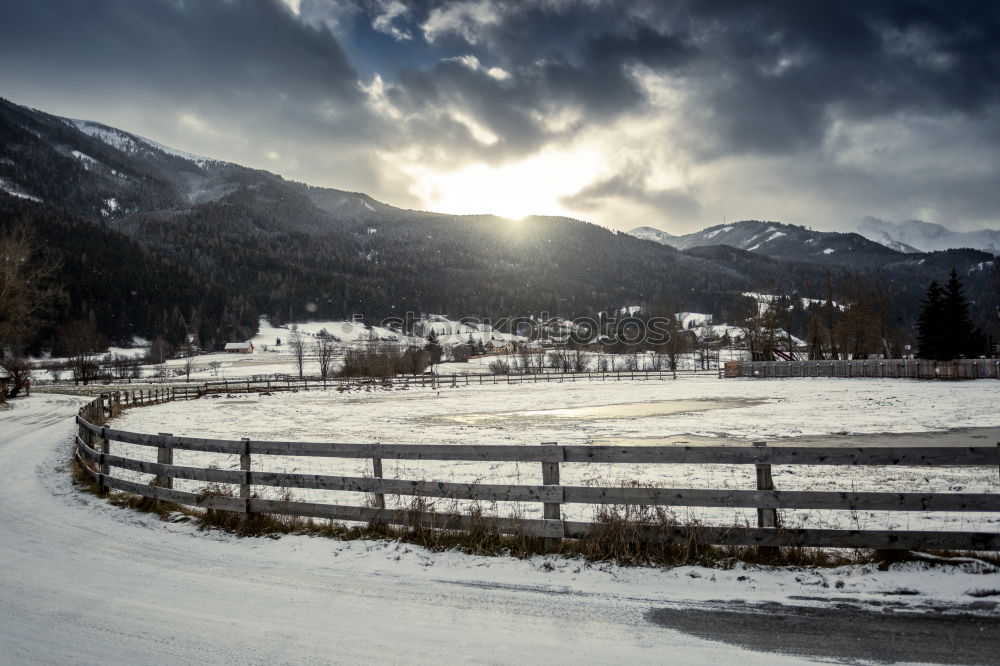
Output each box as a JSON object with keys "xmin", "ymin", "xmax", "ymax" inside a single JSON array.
[
  {"xmin": 425, "ymin": 329, "xmax": 443, "ymax": 364},
  {"xmin": 916, "ymin": 280, "xmax": 948, "ymax": 360},
  {"xmin": 942, "ymin": 269, "xmax": 981, "ymax": 358}
]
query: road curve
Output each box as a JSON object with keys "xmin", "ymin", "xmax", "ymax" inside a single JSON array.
[{"xmin": 0, "ymin": 393, "xmax": 796, "ymax": 665}]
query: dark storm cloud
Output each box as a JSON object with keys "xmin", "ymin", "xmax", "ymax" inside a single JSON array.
[
  {"xmin": 0, "ymin": 0, "xmax": 997, "ymax": 230},
  {"xmin": 383, "ymin": 0, "xmax": 1000, "ymax": 158},
  {"xmin": 1, "ymin": 0, "xmax": 360, "ymax": 103},
  {"xmin": 560, "ymin": 168, "xmax": 702, "ymax": 221},
  {"xmin": 333, "ymin": 0, "xmax": 1000, "ymax": 180}
]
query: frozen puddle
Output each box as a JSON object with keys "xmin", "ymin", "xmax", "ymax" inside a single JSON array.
[{"xmin": 437, "ymin": 397, "xmax": 768, "ymax": 425}]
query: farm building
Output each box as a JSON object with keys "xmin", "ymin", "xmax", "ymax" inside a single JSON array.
[
  {"xmin": 224, "ymin": 342, "xmax": 254, "ymax": 354},
  {"xmin": 486, "ymin": 339, "xmax": 516, "ymax": 354}
]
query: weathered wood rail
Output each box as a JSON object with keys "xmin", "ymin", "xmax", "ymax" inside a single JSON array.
[
  {"xmin": 41, "ymin": 368, "xmax": 693, "ymax": 392},
  {"xmin": 65, "ymin": 370, "xmax": 683, "ymax": 403},
  {"xmin": 725, "ymin": 359, "xmax": 1000, "ymax": 380},
  {"xmin": 75, "ymin": 395, "xmax": 1000, "ymax": 551}
]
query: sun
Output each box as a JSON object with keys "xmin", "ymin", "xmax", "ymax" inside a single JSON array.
[{"xmin": 403, "ymin": 148, "xmax": 604, "ymax": 221}]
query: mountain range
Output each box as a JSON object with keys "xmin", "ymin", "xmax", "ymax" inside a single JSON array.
[
  {"xmin": 1, "ymin": 97, "xmax": 997, "ymax": 352},
  {"xmin": 858, "ymin": 218, "xmax": 1000, "ymax": 254}
]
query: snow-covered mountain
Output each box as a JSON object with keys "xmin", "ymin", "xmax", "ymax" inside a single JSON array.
[
  {"xmin": 629, "ymin": 226, "xmax": 677, "ymax": 245},
  {"xmin": 858, "ymin": 217, "xmax": 1000, "ymax": 254},
  {"xmin": 628, "ymin": 220, "xmax": 899, "ymax": 268}
]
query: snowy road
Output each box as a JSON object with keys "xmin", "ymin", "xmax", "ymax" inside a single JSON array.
[
  {"xmin": 0, "ymin": 394, "xmax": 792, "ymax": 664},
  {"xmin": 1, "ymin": 393, "xmax": 997, "ymax": 665}
]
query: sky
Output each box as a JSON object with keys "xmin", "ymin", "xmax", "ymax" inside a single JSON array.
[{"xmin": 1, "ymin": 0, "xmax": 999, "ymax": 234}]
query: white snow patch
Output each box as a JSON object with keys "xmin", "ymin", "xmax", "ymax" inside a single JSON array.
[
  {"xmin": 0, "ymin": 177, "xmax": 41, "ymax": 202},
  {"xmin": 676, "ymin": 312, "xmax": 713, "ymax": 328},
  {"xmin": 823, "ymin": 248, "xmax": 836, "ymax": 255},
  {"xmin": 72, "ymin": 119, "xmax": 216, "ymax": 166},
  {"xmin": 968, "ymin": 261, "xmax": 994, "ymax": 274},
  {"xmin": 70, "ymin": 150, "xmax": 100, "ymax": 169}
]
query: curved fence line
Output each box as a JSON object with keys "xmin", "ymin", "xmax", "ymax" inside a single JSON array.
[{"xmin": 74, "ymin": 393, "xmax": 1000, "ymax": 552}]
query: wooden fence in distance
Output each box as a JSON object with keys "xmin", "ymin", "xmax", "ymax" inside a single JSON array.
[
  {"xmin": 724, "ymin": 359, "xmax": 1000, "ymax": 380},
  {"xmin": 75, "ymin": 394, "xmax": 1000, "ymax": 552},
  {"xmin": 83, "ymin": 370, "xmax": 680, "ymax": 403}
]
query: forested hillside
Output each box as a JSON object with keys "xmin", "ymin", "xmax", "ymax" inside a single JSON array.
[{"xmin": 1, "ymin": 97, "xmax": 997, "ymax": 353}]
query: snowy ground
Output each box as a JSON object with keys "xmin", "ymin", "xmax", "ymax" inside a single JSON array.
[
  {"xmin": 2, "ymin": 393, "xmax": 998, "ymax": 664},
  {"xmin": 108, "ymin": 376, "xmax": 1000, "ymax": 533}
]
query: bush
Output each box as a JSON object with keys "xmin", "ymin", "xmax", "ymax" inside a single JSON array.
[
  {"xmin": 340, "ymin": 343, "xmax": 430, "ymax": 377},
  {"xmin": 488, "ymin": 359, "xmax": 511, "ymax": 374}
]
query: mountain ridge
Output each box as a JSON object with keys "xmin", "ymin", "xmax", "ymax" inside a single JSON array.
[
  {"xmin": 858, "ymin": 217, "xmax": 1000, "ymax": 254},
  {"xmin": 2, "ymin": 97, "xmax": 997, "ymax": 352}
]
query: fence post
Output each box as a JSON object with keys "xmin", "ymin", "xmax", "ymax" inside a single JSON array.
[
  {"xmin": 238, "ymin": 437, "xmax": 252, "ymax": 533},
  {"xmin": 540, "ymin": 441, "xmax": 564, "ymax": 552},
  {"xmin": 371, "ymin": 455, "xmax": 385, "ymax": 512},
  {"xmin": 752, "ymin": 441, "xmax": 779, "ymax": 559},
  {"xmin": 98, "ymin": 426, "xmax": 110, "ymax": 494},
  {"xmin": 156, "ymin": 433, "xmax": 174, "ymax": 489}
]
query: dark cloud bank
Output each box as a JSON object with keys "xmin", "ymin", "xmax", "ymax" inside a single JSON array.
[{"xmin": 1, "ymin": 0, "xmax": 998, "ymax": 232}]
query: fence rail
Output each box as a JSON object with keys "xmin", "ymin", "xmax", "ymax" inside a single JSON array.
[
  {"xmin": 48, "ymin": 368, "xmax": 693, "ymax": 396},
  {"xmin": 725, "ymin": 359, "xmax": 1000, "ymax": 380},
  {"xmin": 75, "ymin": 394, "xmax": 1000, "ymax": 552}
]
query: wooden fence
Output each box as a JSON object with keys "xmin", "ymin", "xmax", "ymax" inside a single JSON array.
[
  {"xmin": 724, "ymin": 359, "xmax": 1000, "ymax": 380},
  {"xmin": 76, "ymin": 370, "xmax": 682, "ymax": 402},
  {"xmin": 75, "ymin": 394, "xmax": 1000, "ymax": 552}
]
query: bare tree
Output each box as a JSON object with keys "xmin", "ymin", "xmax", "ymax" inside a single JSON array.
[
  {"xmin": 0, "ymin": 225, "xmax": 61, "ymax": 353},
  {"xmin": 146, "ymin": 337, "xmax": 174, "ymax": 365},
  {"xmin": 735, "ymin": 295, "xmax": 781, "ymax": 361},
  {"xmin": 183, "ymin": 355, "xmax": 196, "ymax": 381},
  {"xmin": 654, "ymin": 309, "xmax": 695, "ymax": 379},
  {"xmin": 315, "ymin": 336, "xmax": 335, "ymax": 379},
  {"xmin": 289, "ymin": 328, "xmax": 305, "ymax": 378},
  {"xmin": 1, "ymin": 356, "xmax": 32, "ymax": 400},
  {"xmin": 55, "ymin": 320, "xmax": 107, "ymax": 385}
]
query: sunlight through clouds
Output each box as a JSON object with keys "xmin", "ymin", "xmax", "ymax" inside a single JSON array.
[{"xmin": 399, "ymin": 147, "xmax": 605, "ymax": 221}]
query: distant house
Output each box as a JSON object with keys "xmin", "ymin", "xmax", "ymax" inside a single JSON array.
[
  {"xmin": 224, "ymin": 341, "xmax": 254, "ymax": 354},
  {"xmin": 486, "ymin": 339, "xmax": 516, "ymax": 354}
]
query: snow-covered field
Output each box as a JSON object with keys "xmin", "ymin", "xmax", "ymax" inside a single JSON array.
[
  {"xmin": 2, "ymin": 393, "xmax": 998, "ymax": 664},
  {"xmin": 109, "ymin": 376, "xmax": 1000, "ymax": 533}
]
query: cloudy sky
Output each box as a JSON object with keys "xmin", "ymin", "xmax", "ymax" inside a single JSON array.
[{"xmin": 1, "ymin": 0, "xmax": 998, "ymax": 233}]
